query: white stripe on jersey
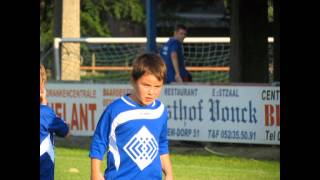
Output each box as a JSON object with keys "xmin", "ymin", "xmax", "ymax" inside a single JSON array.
[
  {"xmin": 108, "ymin": 101, "xmax": 165, "ymax": 170},
  {"xmin": 40, "ymin": 134, "xmax": 54, "ymax": 163},
  {"xmin": 121, "ymin": 96, "xmax": 136, "ymax": 107},
  {"xmin": 121, "ymin": 96, "xmax": 156, "ymax": 107}
]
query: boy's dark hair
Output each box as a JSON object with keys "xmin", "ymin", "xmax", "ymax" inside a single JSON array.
[
  {"xmin": 175, "ymin": 24, "xmax": 187, "ymax": 32},
  {"xmin": 131, "ymin": 53, "xmax": 167, "ymax": 83}
]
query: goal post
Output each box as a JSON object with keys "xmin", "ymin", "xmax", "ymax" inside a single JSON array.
[{"xmin": 53, "ymin": 37, "xmax": 274, "ymax": 82}]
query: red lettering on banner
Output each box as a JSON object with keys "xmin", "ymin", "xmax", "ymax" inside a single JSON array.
[
  {"xmin": 71, "ymin": 103, "xmax": 79, "ymax": 130},
  {"xmin": 50, "ymin": 103, "xmax": 66, "ymax": 120},
  {"xmin": 80, "ymin": 104, "xmax": 88, "ymax": 130},
  {"xmin": 264, "ymin": 104, "xmax": 280, "ymax": 127},
  {"xmin": 276, "ymin": 105, "xmax": 280, "ymax": 126},
  {"xmin": 50, "ymin": 102, "xmax": 97, "ymax": 131},
  {"xmin": 89, "ymin": 104, "xmax": 97, "ymax": 130}
]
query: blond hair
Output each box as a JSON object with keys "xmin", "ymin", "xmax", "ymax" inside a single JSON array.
[
  {"xmin": 40, "ymin": 64, "xmax": 47, "ymax": 103},
  {"xmin": 40, "ymin": 64, "xmax": 47, "ymax": 86}
]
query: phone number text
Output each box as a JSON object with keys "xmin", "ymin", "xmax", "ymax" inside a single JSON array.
[{"xmin": 208, "ymin": 129, "xmax": 256, "ymax": 141}]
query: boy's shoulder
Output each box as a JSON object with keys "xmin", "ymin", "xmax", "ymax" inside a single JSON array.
[
  {"xmin": 107, "ymin": 96, "xmax": 164, "ymax": 111},
  {"xmin": 40, "ymin": 104, "xmax": 54, "ymax": 114},
  {"xmin": 105, "ymin": 96, "xmax": 134, "ymax": 112},
  {"xmin": 107, "ymin": 97, "xmax": 125, "ymax": 108},
  {"xmin": 40, "ymin": 105, "xmax": 57, "ymax": 124},
  {"xmin": 168, "ymin": 38, "xmax": 179, "ymax": 45},
  {"xmin": 166, "ymin": 38, "xmax": 179, "ymax": 50}
]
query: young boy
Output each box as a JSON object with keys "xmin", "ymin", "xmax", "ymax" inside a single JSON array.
[
  {"xmin": 160, "ymin": 24, "xmax": 192, "ymax": 83},
  {"xmin": 89, "ymin": 53, "xmax": 173, "ymax": 180},
  {"xmin": 40, "ymin": 64, "xmax": 70, "ymax": 180}
]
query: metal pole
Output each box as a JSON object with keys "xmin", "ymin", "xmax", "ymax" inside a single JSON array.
[
  {"xmin": 54, "ymin": 38, "xmax": 61, "ymax": 80},
  {"xmin": 146, "ymin": 0, "xmax": 157, "ymax": 53}
]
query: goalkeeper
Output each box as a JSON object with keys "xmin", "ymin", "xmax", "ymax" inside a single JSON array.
[{"xmin": 160, "ymin": 24, "xmax": 192, "ymax": 83}]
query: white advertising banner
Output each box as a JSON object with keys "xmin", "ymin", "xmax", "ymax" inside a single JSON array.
[{"xmin": 46, "ymin": 83, "xmax": 280, "ymax": 145}]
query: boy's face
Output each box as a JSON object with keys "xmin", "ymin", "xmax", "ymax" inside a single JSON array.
[
  {"xmin": 174, "ymin": 29, "xmax": 187, "ymax": 43},
  {"xmin": 132, "ymin": 73, "xmax": 163, "ymax": 106},
  {"xmin": 40, "ymin": 74, "xmax": 45, "ymax": 93}
]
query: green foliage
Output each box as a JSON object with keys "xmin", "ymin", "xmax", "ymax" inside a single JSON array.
[
  {"xmin": 40, "ymin": 23, "xmax": 54, "ymax": 51},
  {"xmin": 224, "ymin": 0, "xmax": 231, "ymax": 14},
  {"xmin": 40, "ymin": 0, "xmax": 145, "ymax": 50},
  {"xmin": 268, "ymin": 0, "xmax": 274, "ymax": 22},
  {"xmin": 223, "ymin": 0, "xmax": 273, "ymax": 22},
  {"xmin": 81, "ymin": 0, "xmax": 110, "ymax": 37},
  {"xmin": 40, "ymin": 0, "xmax": 54, "ymax": 51},
  {"xmin": 80, "ymin": 0, "xmax": 144, "ymax": 37},
  {"xmin": 109, "ymin": 0, "xmax": 144, "ymax": 22}
]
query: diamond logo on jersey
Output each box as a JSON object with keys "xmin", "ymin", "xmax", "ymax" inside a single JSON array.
[{"xmin": 123, "ymin": 126, "xmax": 158, "ymax": 171}]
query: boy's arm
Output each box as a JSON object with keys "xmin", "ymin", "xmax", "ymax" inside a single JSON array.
[
  {"xmin": 89, "ymin": 109, "xmax": 111, "ymax": 180},
  {"xmin": 91, "ymin": 158, "xmax": 105, "ymax": 180},
  {"xmin": 170, "ymin": 52, "xmax": 183, "ymax": 83},
  {"xmin": 64, "ymin": 122, "xmax": 72, "ymax": 138},
  {"xmin": 44, "ymin": 107, "xmax": 69, "ymax": 137},
  {"xmin": 160, "ymin": 154, "xmax": 173, "ymax": 180}
]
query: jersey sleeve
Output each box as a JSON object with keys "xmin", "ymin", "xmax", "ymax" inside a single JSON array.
[
  {"xmin": 159, "ymin": 108, "xmax": 169, "ymax": 155},
  {"xmin": 44, "ymin": 107, "xmax": 69, "ymax": 137},
  {"xmin": 89, "ymin": 108, "xmax": 112, "ymax": 160},
  {"xmin": 170, "ymin": 40, "xmax": 179, "ymax": 53}
]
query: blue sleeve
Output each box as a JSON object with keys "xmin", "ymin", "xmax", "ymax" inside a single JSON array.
[
  {"xmin": 170, "ymin": 40, "xmax": 178, "ymax": 53},
  {"xmin": 44, "ymin": 107, "xmax": 69, "ymax": 137},
  {"xmin": 49, "ymin": 117, "xmax": 69, "ymax": 137},
  {"xmin": 159, "ymin": 108, "xmax": 169, "ymax": 155},
  {"xmin": 89, "ymin": 108, "xmax": 111, "ymax": 160}
]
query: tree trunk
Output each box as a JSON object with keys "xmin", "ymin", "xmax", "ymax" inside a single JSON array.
[
  {"xmin": 61, "ymin": 0, "xmax": 81, "ymax": 81},
  {"xmin": 230, "ymin": 0, "xmax": 269, "ymax": 83},
  {"xmin": 273, "ymin": 0, "xmax": 280, "ymax": 82}
]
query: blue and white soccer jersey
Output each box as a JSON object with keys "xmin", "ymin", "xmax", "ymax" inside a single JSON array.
[
  {"xmin": 40, "ymin": 105, "xmax": 69, "ymax": 180},
  {"xmin": 160, "ymin": 37, "xmax": 190, "ymax": 83},
  {"xmin": 89, "ymin": 95, "xmax": 169, "ymax": 180}
]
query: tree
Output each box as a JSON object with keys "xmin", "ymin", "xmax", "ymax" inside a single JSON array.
[
  {"xmin": 40, "ymin": 0, "xmax": 145, "ymax": 53},
  {"xmin": 40, "ymin": 0, "xmax": 54, "ymax": 53}
]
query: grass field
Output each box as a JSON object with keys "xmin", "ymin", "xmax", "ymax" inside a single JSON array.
[{"xmin": 54, "ymin": 146, "xmax": 279, "ymax": 180}]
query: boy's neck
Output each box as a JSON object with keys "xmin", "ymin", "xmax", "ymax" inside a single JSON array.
[{"xmin": 128, "ymin": 94, "xmax": 146, "ymax": 107}]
